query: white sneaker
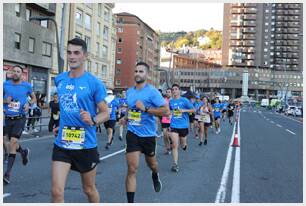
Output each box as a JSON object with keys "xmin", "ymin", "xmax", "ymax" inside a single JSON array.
[
  {"xmin": 22, "ymin": 130, "xmax": 29, "ymax": 135},
  {"xmin": 33, "ymin": 129, "xmax": 39, "ymax": 133},
  {"xmin": 218, "ymin": 128, "xmax": 221, "ymax": 133}
]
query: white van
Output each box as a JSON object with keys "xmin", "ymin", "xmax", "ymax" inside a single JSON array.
[{"xmin": 261, "ymin": 99, "xmax": 269, "ymax": 107}]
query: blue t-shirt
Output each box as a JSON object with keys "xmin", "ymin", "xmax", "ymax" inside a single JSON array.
[
  {"xmin": 127, "ymin": 84, "xmax": 165, "ymax": 137},
  {"xmin": 213, "ymin": 103, "xmax": 222, "ymax": 117},
  {"xmin": 170, "ymin": 97, "xmax": 194, "ymax": 129},
  {"xmin": 194, "ymin": 101, "xmax": 203, "ymax": 114},
  {"xmin": 54, "ymin": 71, "xmax": 107, "ymax": 149},
  {"xmin": 119, "ymin": 97, "xmax": 128, "ymax": 115},
  {"xmin": 108, "ymin": 98, "xmax": 119, "ymax": 120},
  {"xmin": 222, "ymin": 102, "xmax": 229, "ymax": 110},
  {"xmin": 3, "ymin": 80, "xmax": 33, "ymax": 116}
]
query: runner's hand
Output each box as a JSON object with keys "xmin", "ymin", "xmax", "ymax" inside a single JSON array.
[
  {"xmin": 80, "ymin": 109, "xmax": 94, "ymax": 125},
  {"xmin": 6, "ymin": 96, "xmax": 12, "ymax": 104},
  {"xmin": 119, "ymin": 118, "xmax": 127, "ymax": 125},
  {"xmin": 53, "ymin": 127, "xmax": 59, "ymax": 136}
]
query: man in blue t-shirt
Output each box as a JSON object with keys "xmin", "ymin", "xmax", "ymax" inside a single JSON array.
[
  {"xmin": 169, "ymin": 84, "xmax": 195, "ymax": 173},
  {"xmin": 104, "ymin": 91, "xmax": 120, "ymax": 149},
  {"xmin": 117, "ymin": 90, "xmax": 128, "ymax": 141},
  {"xmin": 120, "ymin": 62, "xmax": 170, "ymax": 203},
  {"xmin": 213, "ymin": 98, "xmax": 223, "ymax": 134},
  {"xmin": 3, "ymin": 65, "xmax": 36, "ymax": 185},
  {"xmin": 51, "ymin": 38, "xmax": 109, "ymax": 203}
]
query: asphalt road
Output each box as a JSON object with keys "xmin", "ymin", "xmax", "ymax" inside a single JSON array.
[{"xmin": 3, "ymin": 108, "xmax": 303, "ymax": 203}]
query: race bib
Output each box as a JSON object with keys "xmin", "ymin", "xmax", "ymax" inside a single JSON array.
[
  {"xmin": 62, "ymin": 126, "xmax": 85, "ymax": 147},
  {"xmin": 201, "ymin": 114, "xmax": 211, "ymax": 123},
  {"xmin": 128, "ymin": 109, "xmax": 142, "ymax": 126},
  {"xmin": 215, "ymin": 108, "xmax": 220, "ymax": 112},
  {"xmin": 173, "ymin": 109, "xmax": 182, "ymax": 118},
  {"xmin": 8, "ymin": 101, "xmax": 21, "ymax": 112},
  {"xmin": 53, "ymin": 112, "xmax": 60, "ymax": 120}
]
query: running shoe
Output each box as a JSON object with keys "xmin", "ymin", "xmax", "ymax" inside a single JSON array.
[
  {"xmin": 171, "ymin": 164, "xmax": 179, "ymax": 173},
  {"xmin": 152, "ymin": 172, "xmax": 162, "ymax": 192},
  {"xmin": 21, "ymin": 148, "xmax": 30, "ymax": 166}
]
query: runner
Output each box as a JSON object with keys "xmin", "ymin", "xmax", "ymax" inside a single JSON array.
[
  {"xmin": 198, "ymin": 97, "xmax": 213, "ymax": 145},
  {"xmin": 161, "ymin": 88, "xmax": 172, "ymax": 155},
  {"xmin": 3, "ymin": 65, "xmax": 36, "ymax": 184},
  {"xmin": 212, "ymin": 98, "xmax": 222, "ymax": 134},
  {"xmin": 120, "ymin": 61, "xmax": 170, "ymax": 203},
  {"xmin": 118, "ymin": 90, "xmax": 128, "ymax": 141},
  {"xmin": 48, "ymin": 93, "xmax": 60, "ymax": 134},
  {"xmin": 227, "ymin": 99, "xmax": 235, "ymax": 125},
  {"xmin": 188, "ymin": 95, "xmax": 197, "ymax": 138},
  {"xmin": 193, "ymin": 95, "xmax": 203, "ymax": 138},
  {"xmin": 221, "ymin": 100, "xmax": 229, "ymax": 121},
  {"xmin": 51, "ymin": 38, "xmax": 109, "ymax": 203},
  {"xmin": 104, "ymin": 90, "xmax": 119, "ymax": 149},
  {"xmin": 169, "ymin": 84, "xmax": 195, "ymax": 172}
]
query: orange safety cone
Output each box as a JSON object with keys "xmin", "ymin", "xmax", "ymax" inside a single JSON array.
[{"xmin": 231, "ymin": 133, "xmax": 240, "ymax": 147}]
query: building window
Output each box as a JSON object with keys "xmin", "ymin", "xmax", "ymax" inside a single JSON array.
[
  {"xmin": 15, "ymin": 33, "xmax": 21, "ymax": 49},
  {"xmin": 85, "ymin": 36, "xmax": 91, "ymax": 52},
  {"xmin": 117, "ymin": 59, "xmax": 122, "ymax": 64},
  {"xmin": 15, "ymin": 3, "xmax": 20, "ymax": 17},
  {"xmin": 102, "ymin": 45, "xmax": 108, "ymax": 58},
  {"xmin": 85, "ymin": 14, "xmax": 91, "ymax": 30},
  {"xmin": 96, "ymin": 22, "xmax": 101, "ymax": 37},
  {"xmin": 118, "ymin": 37, "xmax": 123, "ymax": 43},
  {"xmin": 98, "ymin": 4, "xmax": 102, "ymax": 16},
  {"xmin": 95, "ymin": 63, "xmax": 99, "ymax": 73},
  {"xmin": 117, "ymin": 27, "xmax": 123, "ymax": 33},
  {"xmin": 102, "ymin": 65, "xmax": 107, "ymax": 76},
  {"xmin": 104, "ymin": 7, "xmax": 110, "ymax": 21},
  {"xmin": 41, "ymin": 20, "xmax": 48, "ymax": 28},
  {"xmin": 116, "ymin": 68, "xmax": 121, "ymax": 74},
  {"xmin": 103, "ymin": 26, "xmax": 109, "ymax": 41},
  {"xmin": 87, "ymin": 60, "xmax": 91, "ymax": 71},
  {"xmin": 28, "ymin": 37, "xmax": 35, "ymax": 53},
  {"xmin": 75, "ymin": 32, "xmax": 82, "ymax": 39},
  {"xmin": 117, "ymin": 47, "xmax": 122, "ymax": 53},
  {"xmin": 76, "ymin": 9, "xmax": 83, "ymax": 25},
  {"xmin": 96, "ymin": 42, "xmax": 100, "ymax": 57},
  {"xmin": 116, "ymin": 79, "xmax": 121, "ymax": 86},
  {"xmin": 26, "ymin": 8, "xmax": 31, "ymax": 21},
  {"xmin": 42, "ymin": 42, "xmax": 52, "ymax": 57}
]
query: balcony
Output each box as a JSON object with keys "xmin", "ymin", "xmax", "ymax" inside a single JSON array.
[
  {"xmin": 244, "ymin": 3, "xmax": 257, "ymax": 7},
  {"xmin": 247, "ymin": 61, "xmax": 255, "ymax": 66},
  {"xmin": 246, "ymin": 54, "xmax": 255, "ymax": 59},
  {"xmin": 244, "ymin": 8, "xmax": 257, "ymax": 14},
  {"xmin": 242, "ymin": 28, "xmax": 256, "ymax": 33},
  {"xmin": 243, "ymin": 34, "xmax": 256, "ymax": 40},
  {"xmin": 244, "ymin": 40, "xmax": 256, "ymax": 46},
  {"xmin": 242, "ymin": 14, "xmax": 257, "ymax": 20},
  {"xmin": 243, "ymin": 21, "xmax": 256, "ymax": 26}
]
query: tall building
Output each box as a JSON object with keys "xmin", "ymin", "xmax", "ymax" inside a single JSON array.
[
  {"xmin": 114, "ymin": 12, "xmax": 160, "ymax": 91},
  {"xmin": 49, "ymin": 3, "xmax": 116, "ymax": 95},
  {"xmin": 3, "ymin": 3, "xmax": 56, "ymax": 97},
  {"xmin": 222, "ymin": 3, "xmax": 303, "ymax": 71}
]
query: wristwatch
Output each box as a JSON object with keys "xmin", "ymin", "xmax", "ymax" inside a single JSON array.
[
  {"xmin": 145, "ymin": 107, "xmax": 150, "ymax": 113},
  {"xmin": 91, "ymin": 116, "xmax": 97, "ymax": 126}
]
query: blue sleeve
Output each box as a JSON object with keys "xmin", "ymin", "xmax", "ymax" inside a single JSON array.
[
  {"xmin": 27, "ymin": 83, "xmax": 33, "ymax": 95},
  {"xmin": 93, "ymin": 79, "xmax": 107, "ymax": 105},
  {"xmin": 185, "ymin": 98, "xmax": 194, "ymax": 109},
  {"xmin": 151, "ymin": 88, "xmax": 166, "ymax": 107}
]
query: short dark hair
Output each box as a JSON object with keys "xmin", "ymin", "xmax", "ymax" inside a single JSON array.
[
  {"xmin": 136, "ymin": 61, "xmax": 150, "ymax": 71},
  {"xmin": 166, "ymin": 88, "xmax": 172, "ymax": 91},
  {"xmin": 172, "ymin": 83, "xmax": 180, "ymax": 89},
  {"xmin": 68, "ymin": 38, "xmax": 87, "ymax": 53},
  {"xmin": 12, "ymin": 65, "xmax": 23, "ymax": 72}
]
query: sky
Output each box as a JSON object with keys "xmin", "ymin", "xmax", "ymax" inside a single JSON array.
[{"xmin": 113, "ymin": 3, "xmax": 224, "ymax": 32}]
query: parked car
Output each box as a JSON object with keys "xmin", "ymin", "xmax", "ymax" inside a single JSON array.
[
  {"xmin": 294, "ymin": 107, "xmax": 302, "ymax": 116},
  {"xmin": 285, "ymin": 106, "xmax": 298, "ymax": 116}
]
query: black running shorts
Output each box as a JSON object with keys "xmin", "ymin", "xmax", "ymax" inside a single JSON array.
[
  {"xmin": 4, "ymin": 117, "xmax": 26, "ymax": 139},
  {"xmin": 52, "ymin": 144, "xmax": 100, "ymax": 173},
  {"xmin": 170, "ymin": 128, "xmax": 189, "ymax": 137},
  {"xmin": 161, "ymin": 123, "xmax": 170, "ymax": 129},
  {"xmin": 125, "ymin": 131, "xmax": 156, "ymax": 157},
  {"xmin": 104, "ymin": 120, "xmax": 116, "ymax": 129}
]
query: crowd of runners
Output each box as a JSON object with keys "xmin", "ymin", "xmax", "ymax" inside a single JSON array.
[{"xmin": 3, "ymin": 38, "xmax": 239, "ymax": 203}]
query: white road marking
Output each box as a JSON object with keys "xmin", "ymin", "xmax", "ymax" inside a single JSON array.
[
  {"xmin": 19, "ymin": 135, "xmax": 54, "ymax": 143},
  {"xmin": 270, "ymin": 121, "xmax": 274, "ymax": 124},
  {"xmin": 231, "ymin": 112, "xmax": 240, "ymax": 203},
  {"xmin": 276, "ymin": 124, "xmax": 282, "ymax": 128},
  {"xmin": 286, "ymin": 129, "xmax": 296, "ymax": 135},
  {"xmin": 99, "ymin": 149, "xmax": 125, "ymax": 161},
  {"xmin": 253, "ymin": 111, "xmax": 257, "ymax": 113},
  {"xmin": 3, "ymin": 193, "xmax": 11, "ymax": 198},
  {"xmin": 266, "ymin": 118, "xmax": 270, "ymax": 121},
  {"xmin": 215, "ymin": 112, "xmax": 240, "ymax": 203}
]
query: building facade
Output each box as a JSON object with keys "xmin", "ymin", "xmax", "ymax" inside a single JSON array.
[
  {"xmin": 3, "ymin": 3, "xmax": 56, "ymax": 97},
  {"xmin": 49, "ymin": 3, "xmax": 116, "ymax": 95},
  {"xmin": 222, "ymin": 3, "xmax": 303, "ymax": 72},
  {"xmin": 114, "ymin": 12, "xmax": 160, "ymax": 91}
]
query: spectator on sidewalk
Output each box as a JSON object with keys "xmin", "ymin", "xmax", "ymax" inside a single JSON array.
[{"xmin": 48, "ymin": 93, "xmax": 60, "ymax": 133}]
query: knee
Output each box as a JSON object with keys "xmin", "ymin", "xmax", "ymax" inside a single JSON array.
[
  {"xmin": 51, "ymin": 186, "xmax": 64, "ymax": 202},
  {"xmin": 83, "ymin": 184, "xmax": 97, "ymax": 197},
  {"xmin": 127, "ymin": 164, "xmax": 138, "ymax": 176}
]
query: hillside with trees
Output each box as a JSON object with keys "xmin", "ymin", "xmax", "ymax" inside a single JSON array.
[{"xmin": 158, "ymin": 28, "xmax": 222, "ymax": 50}]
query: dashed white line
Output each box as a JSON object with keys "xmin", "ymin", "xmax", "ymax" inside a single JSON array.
[
  {"xmin": 3, "ymin": 193, "xmax": 11, "ymax": 198},
  {"xmin": 270, "ymin": 121, "xmax": 274, "ymax": 124},
  {"xmin": 286, "ymin": 129, "xmax": 296, "ymax": 135},
  {"xmin": 99, "ymin": 149, "xmax": 125, "ymax": 161},
  {"xmin": 276, "ymin": 124, "xmax": 282, "ymax": 128}
]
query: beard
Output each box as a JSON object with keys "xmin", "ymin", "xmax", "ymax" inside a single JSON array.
[
  {"xmin": 12, "ymin": 76, "xmax": 20, "ymax": 82},
  {"xmin": 135, "ymin": 76, "xmax": 145, "ymax": 84}
]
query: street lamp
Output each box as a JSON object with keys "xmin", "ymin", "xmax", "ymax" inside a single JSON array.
[{"xmin": 29, "ymin": 16, "xmax": 64, "ymax": 73}]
